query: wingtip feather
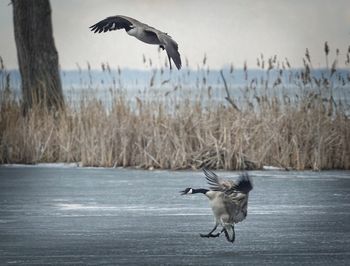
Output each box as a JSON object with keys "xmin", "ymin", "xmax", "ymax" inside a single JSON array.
[{"xmin": 234, "ymin": 173, "xmax": 253, "ymax": 193}]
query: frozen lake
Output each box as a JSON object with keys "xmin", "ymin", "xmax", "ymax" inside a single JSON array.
[{"xmin": 0, "ymin": 166, "xmax": 350, "ymax": 265}]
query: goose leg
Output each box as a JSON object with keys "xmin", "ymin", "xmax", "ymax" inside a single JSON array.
[
  {"xmin": 200, "ymin": 224, "xmax": 220, "ymax": 238},
  {"xmin": 221, "ymin": 226, "xmax": 235, "ymax": 243}
]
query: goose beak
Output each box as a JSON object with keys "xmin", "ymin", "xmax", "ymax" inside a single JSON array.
[
  {"xmin": 180, "ymin": 188, "xmax": 191, "ymax": 195},
  {"xmin": 180, "ymin": 190, "xmax": 187, "ymax": 195}
]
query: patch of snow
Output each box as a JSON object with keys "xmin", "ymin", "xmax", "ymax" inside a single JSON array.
[
  {"xmin": 263, "ymin": 165, "xmax": 285, "ymax": 170},
  {"xmin": 1, "ymin": 163, "xmax": 79, "ymax": 168}
]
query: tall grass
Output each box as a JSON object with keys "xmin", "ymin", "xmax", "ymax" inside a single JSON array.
[{"xmin": 0, "ymin": 46, "xmax": 349, "ymax": 170}]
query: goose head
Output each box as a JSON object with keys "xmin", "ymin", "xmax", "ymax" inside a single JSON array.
[
  {"xmin": 124, "ymin": 24, "xmax": 134, "ymax": 32},
  {"xmin": 180, "ymin": 188, "xmax": 193, "ymax": 195}
]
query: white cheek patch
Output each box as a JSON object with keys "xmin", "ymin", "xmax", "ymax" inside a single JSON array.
[{"xmin": 189, "ymin": 189, "xmax": 193, "ymax": 194}]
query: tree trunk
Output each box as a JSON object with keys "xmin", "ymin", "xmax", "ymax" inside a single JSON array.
[{"xmin": 12, "ymin": 0, "xmax": 64, "ymax": 112}]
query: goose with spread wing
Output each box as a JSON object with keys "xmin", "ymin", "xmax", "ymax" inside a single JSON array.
[
  {"xmin": 90, "ymin": 15, "xmax": 181, "ymax": 70},
  {"xmin": 181, "ymin": 168, "xmax": 253, "ymax": 243}
]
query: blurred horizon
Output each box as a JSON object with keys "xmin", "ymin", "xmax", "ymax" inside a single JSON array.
[
  {"xmin": 3, "ymin": 68, "xmax": 349, "ymax": 110},
  {"xmin": 3, "ymin": 67, "xmax": 350, "ymax": 88}
]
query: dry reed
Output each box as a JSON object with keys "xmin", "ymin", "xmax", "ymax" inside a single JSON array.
[{"xmin": 0, "ymin": 48, "xmax": 349, "ymax": 170}]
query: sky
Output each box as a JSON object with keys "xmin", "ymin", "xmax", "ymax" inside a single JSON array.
[{"xmin": 0, "ymin": 0, "xmax": 349, "ymax": 70}]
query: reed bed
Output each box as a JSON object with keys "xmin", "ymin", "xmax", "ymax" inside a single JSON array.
[{"xmin": 0, "ymin": 46, "xmax": 350, "ymax": 170}]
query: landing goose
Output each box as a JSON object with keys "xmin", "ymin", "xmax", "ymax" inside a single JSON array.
[
  {"xmin": 90, "ymin": 15, "xmax": 181, "ymax": 70},
  {"xmin": 181, "ymin": 168, "xmax": 253, "ymax": 243}
]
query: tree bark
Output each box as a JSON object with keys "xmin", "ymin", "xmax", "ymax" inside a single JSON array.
[{"xmin": 12, "ymin": 0, "xmax": 64, "ymax": 111}]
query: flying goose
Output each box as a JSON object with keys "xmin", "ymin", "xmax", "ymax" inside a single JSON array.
[
  {"xmin": 181, "ymin": 168, "xmax": 253, "ymax": 243},
  {"xmin": 90, "ymin": 15, "xmax": 182, "ymax": 70}
]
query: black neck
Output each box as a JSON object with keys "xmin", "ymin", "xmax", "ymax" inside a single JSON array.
[{"xmin": 192, "ymin": 188, "xmax": 209, "ymax": 194}]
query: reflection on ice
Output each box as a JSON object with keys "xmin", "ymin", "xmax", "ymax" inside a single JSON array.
[{"xmin": 55, "ymin": 203, "xmax": 209, "ymax": 215}]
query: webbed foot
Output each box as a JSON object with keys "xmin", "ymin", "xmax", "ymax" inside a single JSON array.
[{"xmin": 200, "ymin": 233, "xmax": 220, "ymax": 238}]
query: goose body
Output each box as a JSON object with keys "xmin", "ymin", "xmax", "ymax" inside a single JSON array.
[
  {"xmin": 181, "ymin": 169, "xmax": 253, "ymax": 243},
  {"xmin": 90, "ymin": 15, "xmax": 181, "ymax": 70}
]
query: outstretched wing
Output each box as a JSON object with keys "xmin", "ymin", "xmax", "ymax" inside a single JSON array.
[
  {"xmin": 227, "ymin": 172, "xmax": 253, "ymax": 194},
  {"xmin": 203, "ymin": 168, "xmax": 235, "ymax": 192},
  {"xmin": 154, "ymin": 32, "xmax": 182, "ymax": 70},
  {"xmin": 90, "ymin": 16, "xmax": 133, "ymax": 33},
  {"xmin": 203, "ymin": 168, "xmax": 253, "ymax": 194}
]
